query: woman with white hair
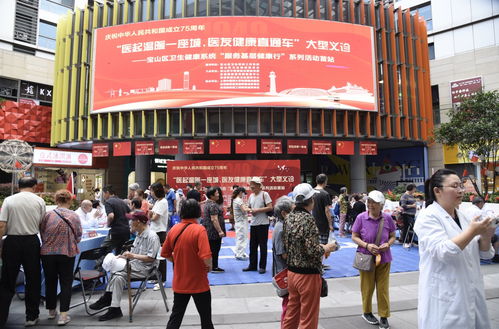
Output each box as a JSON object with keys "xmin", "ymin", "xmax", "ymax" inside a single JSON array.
[
  {"xmin": 282, "ymin": 184, "xmax": 337, "ymax": 329},
  {"xmin": 351, "ymin": 190, "xmax": 396, "ymax": 329}
]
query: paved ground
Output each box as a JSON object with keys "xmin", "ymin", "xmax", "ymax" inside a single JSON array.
[{"xmin": 6, "ymin": 263, "xmax": 499, "ymax": 328}]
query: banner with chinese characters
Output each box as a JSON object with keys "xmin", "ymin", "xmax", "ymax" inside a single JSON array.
[
  {"xmin": 158, "ymin": 140, "xmax": 179, "ymax": 154},
  {"xmin": 167, "ymin": 160, "xmax": 300, "ymax": 206},
  {"xmin": 183, "ymin": 140, "xmax": 204, "ymax": 154},
  {"xmin": 261, "ymin": 139, "xmax": 283, "ymax": 154},
  {"xmin": 360, "ymin": 141, "xmax": 377, "ymax": 155},
  {"xmin": 92, "ymin": 17, "xmax": 376, "ymax": 112},
  {"xmin": 92, "ymin": 143, "xmax": 109, "ymax": 157},
  {"xmin": 33, "ymin": 147, "xmax": 92, "ymax": 167},
  {"xmin": 312, "ymin": 140, "xmax": 332, "ymax": 155},
  {"xmin": 287, "ymin": 140, "xmax": 308, "ymax": 154},
  {"xmin": 135, "ymin": 141, "xmax": 154, "ymax": 155},
  {"xmin": 450, "ymin": 77, "xmax": 482, "ymax": 106}
]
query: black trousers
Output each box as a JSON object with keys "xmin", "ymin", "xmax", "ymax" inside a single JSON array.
[
  {"xmin": 156, "ymin": 231, "xmax": 166, "ymax": 282},
  {"xmin": 41, "ymin": 255, "xmax": 75, "ymax": 312},
  {"xmin": 401, "ymin": 213, "xmax": 415, "ymax": 243},
  {"xmin": 166, "ymin": 290, "xmax": 214, "ymax": 329},
  {"xmin": 0, "ymin": 235, "xmax": 41, "ymax": 326},
  {"xmin": 249, "ymin": 224, "xmax": 269, "ymax": 270},
  {"xmin": 208, "ymin": 238, "xmax": 222, "ymax": 269}
]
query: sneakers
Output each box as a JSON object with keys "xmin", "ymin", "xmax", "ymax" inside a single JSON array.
[
  {"xmin": 153, "ymin": 283, "xmax": 165, "ymax": 291},
  {"xmin": 362, "ymin": 313, "xmax": 379, "ymax": 325},
  {"xmin": 48, "ymin": 309, "xmax": 57, "ymax": 320},
  {"xmin": 379, "ymin": 317, "xmax": 389, "ymax": 329},
  {"xmin": 25, "ymin": 318, "xmax": 39, "ymax": 327},
  {"xmin": 89, "ymin": 292, "xmax": 112, "ymax": 310},
  {"xmin": 212, "ymin": 267, "xmax": 225, "ymax": 273},
  {"xmin": 98, "ymin": 307, "xmax": 123, "ymax": 321},
  {"xmin": 242, "ymin": 267, "xmax": 257, "ymax": 272},
  {"xmin": 57, "ymin": 314, "xmax": 71, "ymax": 326},
  {"xmin": 258, "ymin": 268, "xmax": 266, "ymax": 274},
  {"xmin": 403, "ymin": 243, "xmax": 411, "ymax": 248}
]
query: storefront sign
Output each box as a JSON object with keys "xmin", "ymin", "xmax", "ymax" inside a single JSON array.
[
  {"xmin": 20, "ymin": 81, "xmax": 53, "ymax": 102},
  {"xmin": 113, "ymin": 141, "xmax": 132, "ymax": 156},
  {"xmin": 450, "ymin": 76, "xmax": 482, "ymax": 105},
  {"xmin": 360, "ymin": 141, "xmax": 377, "ymax": 155},
  {"xmin": 312, "ymin": 140, "xmax": 332, "ymax": 155},
  {"xmin": 33, "ymin": 148, "xmax": 92, "ymax": 167},
  {"xmin": 209, "ymin": 139, "xmax": 231, "ymax": 154},
  {"xmin": 261, "ymin": 139, "xmax": 282, "ymax": 154},
  {"xmin": 167, "ymin": 160, "xmax": 300, "ymax": 206},
  {"xmin": 183, "ymin": 140, "xmax": 204, "ymax": 154},
  {"xmin": 92, "ymin": 17, "xmax": 376, "ymax": 112},
  {"xmin": 287, "ymin": 140, "xmax": 308, "ymax": 154},
  {"xmin": 158, "ymin": 140, "xmax": 179, "ymax": 154},
  {"xmin": 92, "ymin": 143, "xmax": 109, "ymax": 157},
  {"xmin": 135, "ymin": 141, "xmax": 155, "ymax": 155},
  {"xmin": 151, "ymin": 156, "xmax": 170, "ymax": 171},
  {"xmin": 336, "ymin": 140, "xmax": 354, "ymax": 155},
  {"xmin": 235, "ymin": 139, "xmax": 257, "ymax": 154}
]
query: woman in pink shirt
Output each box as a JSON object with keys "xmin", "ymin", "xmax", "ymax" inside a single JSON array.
[{"xmin": 40, "ymin": 190, "xmax": 82, "ymax": 325}]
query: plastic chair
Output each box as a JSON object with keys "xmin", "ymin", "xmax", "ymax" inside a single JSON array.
[{"xmin": 71, "ymin": 246, "xmax": 109, "ymax": 315}]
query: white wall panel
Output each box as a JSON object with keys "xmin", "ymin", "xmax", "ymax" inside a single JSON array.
[
  {"xmin": 0, "ymin": 0, "xmax": 16, "ymax": 43},
  {"xmin": 451, "ymin": 0, "xmax": 471, "ymax": 26},
  {"xmin": 435, "ymin": 31, "xmax": 455, "ymax": 58},
  {"xmin": 473, "ymin": 20, "xmax": 495, "ymax": 49},
  {"xmin": 471, "ymin": 0, "xmax": 493, "ymax": 21},
  {"xmin": 432, "ymin": 0, "xmax": 452, "ymax": 31},
  {"xmin": 453, "ymin": 26, "xmax": 474, "ymax": 53}
]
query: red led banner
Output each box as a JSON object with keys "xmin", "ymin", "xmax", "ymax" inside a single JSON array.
[
  {"xmin": 183, "ymin": 140, "xmax": 204, "ymax": 154},
  {"xmin": 167, "ymin": 160, "xmax": 300, "ymax": 207},
  {"xmin": 235, "ymin": 139, "xmax": 257, "ymax": 154},
  {"xmin": 158, "ymin": 140, "xmax": 179, "ymax": 154},
  {"xmin": 360, "ymin": 141, "xmax": 377, "ymax": 155},
  {"xmin": 135, "ymin": 141, "xmax": 154, "ymax": 155},
  {"xmin": 209, "ymin": 139, "xmax": 231, "ymax": 154},
  {"xmin": 92, "ymin": 17, "xmax": 376, "ymax": 112},
  {"xmin": 113, "ymin": 142, "xmax": 132, "ymax": 156},
  {"xmin": 261, "ymin": 139, "xmax": 282, "ymax": 154},
  {"xmin": 287, "ymin": 140, "xmax": 308, "ymax": 154},
  {"xmin": 92, "ymin": 143, "xmax": 109, "ymax": 157},
  {"xmin": 312, "ymin": 140, "xmax": 332, "ymax": 155},
  {"xmin": 336, "ymin": 140, "xmax": 354, "ymax": 155}
]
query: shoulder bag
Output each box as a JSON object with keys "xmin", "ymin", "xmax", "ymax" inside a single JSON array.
[
  {"xmin": 260, "ymin": 192, "xmax": 274, "ymax": 218},
  {"xmin": 53, "ymin": 209, "xmax": 77, "ymax": 238},
  {"xmin": 352, "ymin": 217, "xmax": 384, "ymax": 272}
]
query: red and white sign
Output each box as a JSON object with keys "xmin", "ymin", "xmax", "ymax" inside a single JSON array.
[
  {"xmin": 33, "ymin": 147, "xmax": 93, "ymax": 167},
  {"xmin": 450, "ymin": 77, "xmax": 482, "ymax": 105},
  {"xmin": 135, "ymin": 141, "xmax": 155, "ymax": 155},
  {"xmin": 158, "ymin": 140, "xmax": 179, "ymax": 154},
  {"xmin": 261, "ymin": 139, "xmax": 282, "ymax": 154},
  {"xmin": 167, "ymin": 160, "xmax": 300, "ymax": 206},
  {"xmin": 183, "ymin": 140, "xmax": 204, "ymax": 154},
  {"xmin": 360, "ymin": 141, "xmax": 377, "ymax": 155},
  {"xmin": 312, "ymin": 140, "xmax": 332, "ymax": 155},
  {"xmin": 92, "ymin": 143, "xmax": 109, "ymax": 157},
  {"xmin": 287, "ymin": 140, "xmax": 308, "ymax": 154},
  {"xmin": 92, "ymin": 17, "xmax": 376, "ymax": 112},
  {"xmin": 235, "ymin": 139, "xmax": 257, "ymax": 154}
]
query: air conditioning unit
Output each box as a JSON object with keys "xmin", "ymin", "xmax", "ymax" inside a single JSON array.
[{"xmin": 15, "ymin": 31, "xmax": 29, "ymax": 41}]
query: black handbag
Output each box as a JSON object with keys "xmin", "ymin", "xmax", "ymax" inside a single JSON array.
[{"xmin": 320, "ymin": 277, "xmax": 328, "ymax": 297}]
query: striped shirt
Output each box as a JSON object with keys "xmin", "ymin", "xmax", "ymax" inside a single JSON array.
[
  {"xmin": 130, "ymin": 228, "xmax": 160, "ymax": 272},
  {"xmin": 40, "ymin": 208, "xmax": 82, "ymax": 257}
]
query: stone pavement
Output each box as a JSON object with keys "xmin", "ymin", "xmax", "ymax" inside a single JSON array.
[{"xmin": 6, "ymin": 264, "xmax": 499, "ymax": 328}]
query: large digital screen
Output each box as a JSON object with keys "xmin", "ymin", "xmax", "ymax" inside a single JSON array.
[{"xmin": 92, "ymin": 17, "xmax": 376, "ymax": 112}]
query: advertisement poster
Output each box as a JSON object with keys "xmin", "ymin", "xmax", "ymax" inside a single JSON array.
[
  {"xmin": 33, "ymin": 148, "xmax": 92, "ymax": 167},
  {"xmin": 92, "ymin": 17, "xmax": 376, "ymax": 112},
  {"xmin": 261, "ymin": 139, "xmax": 283, "ymax": 154},
  {"xmin": 183, "ymin": 140, "xmax": 204, "ymax": 154},
  {"xmin": 287, "ymin": 140, "xmax": 308, "ymax": 154},
  {"xmin": 167, "ymin": 160, "xmax": 300, "ymax": 206},
  {"xmin": 312, "ymin": 140, "xmax": 332, "ymax": 155},
  {"xmin": 92, "ymin": 143, "xmax": 109, "ymax": 157},
  {"xmin": 450, "ymin": 76, "xmax": 482, "ymax": 106},
  {"xmin": 158, "ymin": 140, "xmax": 179, "ymax": 154},
  {"xmin": 135, "ymin": 141, "xmax": 155, "ymax": 155},
  {"xmin": 360, "ymin": 141, "xmax": 377, "ymax": 155}
]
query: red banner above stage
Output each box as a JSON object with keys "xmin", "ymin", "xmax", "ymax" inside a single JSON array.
[
  {"xmin": 261, "ymin": 139, "xmax": 282, "ymax": 154},
  {"xmin": 209, "ymin": 139, "xmax": 231, "ymax": 154},
  {"xmin": 158, "ymin": 140, "xmax": 179, "ymax": 154},
  {"xmin": 113, "ymin": 141, "xmax": 132, "ymax": 156},
  {"xmin": 360, "ymin": 141, "xmax": 377, "ymax": 155},
  {"xmin": 336, "ymin": 140, "xmax": 354, "ymax": 155},
  {"xmin": 135, "ymin": 141, "xmax": 154, "ymax": 155},
  {"xmin": 167, "ymin": 160, "xmax": 300, "ymax": 206},
  {"xmin": 235, "ymin": 139, "xmax": 257, "ymax": 154},
  {"xmin": 287, "ymin": 140, "xmax": 308, "ymax": 154},
  {"xmin": 183, "ymin": 140, "xmax": 204, "ymax": 154},
  {"xmin": 92, "ymin": 143, "xmax": 109, "ymax": 157},
  {"xmin": 312, "ymin": 140, "xmax": 332, "ymax": 155}
]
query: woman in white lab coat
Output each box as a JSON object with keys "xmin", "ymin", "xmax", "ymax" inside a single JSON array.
[{"xmin": 414, "ymin": 169, "xmax": 495, "ymax": 329}]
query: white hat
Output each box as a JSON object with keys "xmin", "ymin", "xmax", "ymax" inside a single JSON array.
[
  {"xmin": 128, "ymin": 183, "xmax": 140, "ymax": 191},
  {"xmin": 249, "ymin": 177, "xmax": 262, "ymax": 185},
  {"xmin": 102, "ymin": 253, "xmax": 126, "ymax": 273},
  {"xmin": 368, "ymin": 190, "xmax": 385, "ymax": 204},
  {"xmin": 293, "ymin": 183, "xmax": 319, "ymax": 201}
]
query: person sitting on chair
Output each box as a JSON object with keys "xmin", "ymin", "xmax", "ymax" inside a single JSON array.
[{"xmin": 89, "ymin": 212, "xmax": 160, "ymax": 321}]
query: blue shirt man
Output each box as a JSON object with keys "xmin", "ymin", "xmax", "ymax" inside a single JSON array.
[{"xmin": 165, "ymin": 185, "xmax": 176, "ymax": 213}]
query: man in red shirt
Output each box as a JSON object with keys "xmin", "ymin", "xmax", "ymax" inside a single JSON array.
[{"xmin": 161, "ymin": 199, "xmax": 213, "ymax": 329}]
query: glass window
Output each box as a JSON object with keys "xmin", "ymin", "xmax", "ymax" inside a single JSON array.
[
  {"xmin": 163, "ymin": 0, "xmax": 171, "ymax": 18},
  {"xmin": 101, "ymin": 114, "xmax": 108, "ymax": 137},
  {"xmin": 209, "ymin": 0, "xmax": 220, "ymax": 16},
  {"xmin": 296, "ymin": 0, "xmax": 304, "ymax": 17},
  {"xmin": 140, "ymin": 0, "xmax": 148, "ymax": 21},
  {"xmin": 370, "ymin": 113, "xmax": 376, "ymax": 137},
  {"xmin": 271, "ymin": 0, "xmax": 281, "ymax": 16},
  {"xmin": 359, "ymin": 112, "xmax": 367, "ymax": 136},
  {"xmin": 122, "ymin": 112, "xmax": 131, "ymax": 137},
  {"xmin": 207, "ymin": 108, "xmax": 220, "ymax": 134},
  {"xmin": 412, "ymin": 4, "xmax": 432, "ymax": 31},
  {"xmin": 112, "ymin": 113, "xmax": 119, "ymax": 137},
  {"xmin": 273, "ymin": 109, "xmax": 284, "ymax": 135},
  {"xmin": 244, "ymin": 0, "xmax": 256, "ymax": 15},
  {"xmin": 0, "ymin": 77, "xmax": 19, "ymax": 99},
  {"xmin": 38, "ymin": 21, "xmax": 57, "ymax": 50},
  {"xmin": 174, "ymin": 0, "xmax": 183, "ymax": 17},
  {"xmin": 40, "ymin": 0, "xmax": 73, "ymax": 16},
  {"xmin": 181, "ymin": 109, "xmax": 193, "ymax": 135},
  {"xmin": 151, "ymin": 0, "xmax": 158, "ymax": 20},
  {"xmin": 194, "ymin": 109, "xmax": 206, "ymax": 135},
  {"xmin": 197, "ymin": 0, "xmax": 207, "ymax": 16},
  {"xmin": 169, "ymin": 109, "xmax": 179, "ymax": 135},
  {"xmin": 221, "ymin": 0, "xmax": 232, "ymax": 15},
  {"xmin": 157, "ymin": 110, "xmax": 166, "ymax": 135},
  {"xmin": 133, "ymin": 112, "xmax": 142, "ymax": 136},
  {"xmin": 299, "ymin": 109, "xmax": 309, "ymax": 135},
  {"xmin": 247, "ymin": 109, "xmax": 258, "ymax": 134},
  {"xmin": 347, "ymin": 111, "xmax": 355, "ymax": 136},
  {"xmin": 286, "ymin": 109, "xmax": 296, "ymax": 134},
  {"xmin": 282, "ymin": 0, "xmax": 293, "ymax": 17},
  {"xmin": 428, "ymin": 42, "xmax": 435, "ymax": 60},
  {"xmin": 234, "ymin": 109, "xmax": 245, "ymax": 134},
  {"xmin": 260, "ymin": 109, "xmax": 271, "ymax": 134},
  {"xmin": 127, "ymin": 1, "xmax": 135, "ymax": 23},
  {"xmin": 145, "ymin": 111, "xmax": 154, "ymax": 135},
  {"xmin": 186, "ymin": 0, "xmax": 195, "ymax": 16},
  {"xmin": 234, "ymin": 1, "xmax": 244, "ymax": 15},
  {"xmin": 336, "ymin": 111, "xmax": 344, "ymax": 136},
  {"xmin": 324, "ymin": 110, "xmax": 332, "ymax": 135},
  {"xmin": 259, "ymin": 0, "xmax": 269, "ymax": 16},
  {"xmin": 311, "ymin": 109, "xmax": 321, "ymax": 135},
  {"xmin": 221, "ymin": 109, "xmax": 232, "ymax": 133},
  {"xmin": 431, "ymin": 85, "xmax": 440, "ymax": 125}
]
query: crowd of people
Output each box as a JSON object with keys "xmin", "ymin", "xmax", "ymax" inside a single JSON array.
[{"xmin": 0, "ymin": 169, "xmax": 497, "ymax": 328}]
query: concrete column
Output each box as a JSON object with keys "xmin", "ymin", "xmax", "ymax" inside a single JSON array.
[
  {"xmin": 350, "ymin": 144, "xmax": 367, "ymax": 193},
  {"xmin": 135, "ymin": 155, "xmax": 151, "ymax": 190}
]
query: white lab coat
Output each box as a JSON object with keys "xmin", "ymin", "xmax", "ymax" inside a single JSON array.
[{"xmin": 414, "ymin": 202, "xmax": 494, "ymax": 329}]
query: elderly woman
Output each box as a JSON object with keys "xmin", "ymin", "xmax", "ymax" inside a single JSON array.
[
  {"xmin": 282, "ymin": 184, "xmax": 337, "ymax": 329},
  {"xmin": 202, "ymin": 187, "xmax": 226, "ymax": 273},
  {"xmin": 40, "ymin": 190, "xmax": 82, "ymax": 325},
  {"xmin": 351, "ymin": 190, "xmax": 396, "ymax": 329},
  {"xmin": 272, "ymin": 196, "xmax": 294, "ymax": 325},
  {"xmin": 414, "ymin": 169, "xmax": 494, "ymax": 329}
]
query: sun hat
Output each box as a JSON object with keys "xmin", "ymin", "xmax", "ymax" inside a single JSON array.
[
  {"xmin": 249, "ymin": 177, "xmax": 263, "ymax": 185},
  {"xmin": 293, "ymin": 183, "xmax": 319, "ymax": 201},
  {"xmin": 368, "ymin": 190, "xmax": 385, "ymax": 204}
]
